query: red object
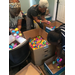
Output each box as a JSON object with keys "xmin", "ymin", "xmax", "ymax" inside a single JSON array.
[{"xmin": 55, "ymin": 52, "xmax": 57, "ymax": 55}]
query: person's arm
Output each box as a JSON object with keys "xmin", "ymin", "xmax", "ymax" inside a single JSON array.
[
  {"xmin": 41, "ymin": 15, "xmax": 46, "ymax": 21},
  {"xmin": 17, "ymin": 11, "xmax": 22, "ymax": 30},
  {"xmin": 41, "ymin": 15, "xmax": 51, "ymax": 24},
  {"xmin": 56, "ymin": 45, "xmax": 65, "ymax": 66},
  {"xmin": 17, "ymin": 19, "xmax": 22, "ymax": 30},
  {"xmin": 59, "ymin": 51, "xmax": 65, "ymax": 66},
  {"xmin": 56, "ymin": 44, "xmax": 62, "ymax": 57},
  {"xmin": 33, "ymin": 16, "xmax": 48, "ymax": 24}
]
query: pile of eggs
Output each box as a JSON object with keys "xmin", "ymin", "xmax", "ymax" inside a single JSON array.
[
  {"xmin": 9, "ymin": 43, "xmax": 18, "ymax": 50},
  {"xmin": 12, "ymin": 28, "xmax": 22, "ymax": 39},
  {"xmin": 52, "ymin": 58, "xmax": 63, "ymax": 69},
  {"xmin": 29, "ymin": 36, "xmax": 48, "ymax": 50},
  {"xmin": 49, "ymin": 26, "xmax": 56, "ymax": 30}
]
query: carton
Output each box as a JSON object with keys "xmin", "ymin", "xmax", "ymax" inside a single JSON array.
[
  {"xmin": 23, "ymin": 28, "xmax": 55, "ymax": 66},
  {"xmin": 15, "ymin": 62, "xmax": 42, "ymax": 75},
  {"xmin": 43, "ymin": 21, "xmax": 62, "ymax": 30},
  {"xmin": 9, "ymin": 35, "xmax": 26, "ymax": 49},
  {"xmin": 44, "ymin": 55, "xmax": 65, "ymax": 75}
]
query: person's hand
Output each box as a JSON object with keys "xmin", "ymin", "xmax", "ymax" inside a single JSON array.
[
  {"xmin": 58, "ymin": 58, "xmax": 65, "ymax": 66},
  {"xmin": 55, "ymin": 56, "xmax": 60, "ymax": 62},
  {"xmin": 10, "ymin": 29, "xmax": 14, "ymax": 33},
  {"xmin": 44, "ymin": 20, "xmax": 51, "ymax": 24},
  {"xmin": 44, "ymin": 20, "xmax": 48, "ymax": 24},
  {"xmin": 13, "ymin": 30, "xmax": 22, "ymax": 36},
  {"xmin": 9, "ymin": 29, "xmax": 15, "ymax": 36},
  {"xmin": 19, "ymin": 30, "xmax": 21, "ymax": 33},
  {"xmin": 47, "ymin": 21, "xmax": 51, "ymax": 24},
  {"xmin": 55, "ymin": 56, "xmax": 65, "ymax": 66}
]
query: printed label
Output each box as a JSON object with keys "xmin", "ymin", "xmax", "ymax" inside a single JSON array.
[{"xmin": 44, "ymin": 45, "xmax": 48, "ymax": 49}]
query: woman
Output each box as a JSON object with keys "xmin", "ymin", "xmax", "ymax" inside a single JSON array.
[
  {"xmin": 9, "ymin": 0, "xmax": 22, "ymax": 35},
  {"xmin": 47, "ymin": 24, "xmax": 65, "ymax": 66},
  {"xmin": 26, "ymin": 0, "xmax": 51, "ymax": 30}
]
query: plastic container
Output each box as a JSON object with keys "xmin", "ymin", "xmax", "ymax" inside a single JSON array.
[{"xmin": 45, "ymin": 16, "xmax": 52, "ymax": 21}]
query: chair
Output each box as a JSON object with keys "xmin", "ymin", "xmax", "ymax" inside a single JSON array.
[{"xmin": 9, "ymin": 38, "xmax": 31, "ymax": 70}]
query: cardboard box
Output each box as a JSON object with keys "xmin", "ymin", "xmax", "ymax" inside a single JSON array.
[
  {"xmin": 43, "ymin": 21, "xmax": 62, "ymax": 31},
  {"xmin": 44, "ymin": 56, "xmax": 65, "ymax": 75},
  {"xmin": 9, "ymin": 35, "xmax": 26, "ymax": 50},
  {"xmin": 23, "ymin": 28, "xmax": 55, "ymax": 66},
  {"xmin": 15, "ymin": 62, "xmax": 42, "ymax": 75}
]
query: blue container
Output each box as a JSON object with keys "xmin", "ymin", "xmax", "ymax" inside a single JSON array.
[
  {"xmin": 44, "ymin": 55, "xmax": 65, "ymax": 75},
  {"xmin": 45, "ymin": 16, "xmax": 52, "ymax": 21},
  {"xmin": 44, "ymin": 63, "xmax": 65, "ymax": 75},
  {"xmin": 45, "ymin": 29, "xmax": 51, "ymax": 33},
  {"xmin": 45, "ymin": 27, "xmax": 54, "ymax": 33}
]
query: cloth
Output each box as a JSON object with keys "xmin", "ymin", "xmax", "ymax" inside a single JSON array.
[
  {"xmin": 9, "ymin": 12, "xmax": 22, "ymax": 29},
  {"xmin": 26, "ymin": 15, "xmax": 34, "ymax": 30},
  {"xmin": 27, "ymin": 4, "xmax": 46, "ymax": 19},
  {"xmin": 59, "ymin": 24, "xmax": 65, "ymax": 51},
  {"xmin": 9, "ymin": 2, "xmax": 21, "ymax": 8},
  {"xmin": 26, "ymin": 15, "xmax": 44, "ymax": 30}
]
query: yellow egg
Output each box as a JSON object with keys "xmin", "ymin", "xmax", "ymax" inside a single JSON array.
[
  {"xmin": 38, "ymin": 46, "xmax": 39, "ymax": 48},
  {"xmin": 56, "ymin": 27, "xmax": 58, "ymax": 28},
  {"xmin": 33, "ymin": 44, "xmax": 35, "ymax": 46},
  {"xmin": 39, "ymin": 36, "xmax": 41, "ymax": 38},
  {"xmin": 19, "ymin": 33, "xmax": 22, "ymax": 36},
  {"xmin": 34, "ymin": 38, "xmax": 36, "ymax": 40},
  {"xmin": 15, "ymin": 28, "xmax": 19, "ymax": 31},
  {"xmin": 57, "ymin": 66, "xmax": 60, "ymax": 69},
  {"xmin": 33, "ymin": 48, "xmax": 35, "ymax": 50}
]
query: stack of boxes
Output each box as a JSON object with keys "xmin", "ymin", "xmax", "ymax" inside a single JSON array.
[
  {"xmin": 23, "ymin": 28, "xmax": 55, "ymax": 65},
  {"xmin": 15, "ymin": 21, "xmax": 65, "ymax": 75}
]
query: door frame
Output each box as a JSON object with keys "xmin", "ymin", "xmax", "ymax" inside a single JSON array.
[
  {"xmin": 55, "ymin": 0, "xmax": 59, "ymax": 20},
  {"xmin": 55, "ymin": 0, "xmax": 65, "ymax": 24}
]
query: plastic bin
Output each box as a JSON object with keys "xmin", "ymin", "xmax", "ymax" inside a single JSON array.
[{"xmin": 45, "ymin": 16, "xmax": 52, "ymax": 21}]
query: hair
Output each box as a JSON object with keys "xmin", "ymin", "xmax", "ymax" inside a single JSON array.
[
  {"xmin": 47, "ymin": 28, "xmax": 61, "ymax": 43},
  {"xmin": 39, "ymin": 0, "xmax": 49, "ymax": 8}
]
